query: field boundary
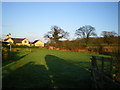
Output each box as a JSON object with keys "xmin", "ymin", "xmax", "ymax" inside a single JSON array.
[{"xmin": 90, "ymin": 56, "xmax": 120, "ymax": 88}]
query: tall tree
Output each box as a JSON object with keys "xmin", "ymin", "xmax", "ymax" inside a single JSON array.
[
  {"xmin": 75, "ymin": 25, "xmax": 96, "ymax": 46},
  {"xmin": 44, "ymin": 25, "xmax": 69, "ymax": 46}
]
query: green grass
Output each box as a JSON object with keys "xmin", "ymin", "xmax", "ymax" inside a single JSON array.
[{"xmin": 2, "ymin": 48, "xmax": 110, "ymax": 88}]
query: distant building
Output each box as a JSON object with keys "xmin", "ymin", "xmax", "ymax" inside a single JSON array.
[
  {"xmin": 2, "ymin": 41, "xmax": 11, "ymax": 45},
  {"xmin": 6, "ymin": 33, "xmax": 12, "ymax": 39},
  {"xmin": 4, "ymin": 38, "xmax": 30, "ymax": 46},
  {"xmin": 4, "ymin": 33, "xmax": 30, "ymax": 46},
  {"xmin": 4, "ymin": 33, "xmax": 44, "ymax": 47},
  {"xmin": 32, "ymin": 40, "xmax": 44, "ymax": 47}
]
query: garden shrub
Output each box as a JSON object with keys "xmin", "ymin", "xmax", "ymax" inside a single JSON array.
[
  {"xmin": 11, "ymin": 44, "xmax": 29, "ymax": 48},
  {"xmin": 2, "ymin": 46, "xmax": 10, "ymax": 61}
]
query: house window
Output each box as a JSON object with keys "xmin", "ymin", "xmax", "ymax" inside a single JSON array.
[{"xmin": 24, "ymin": 41, "xmax": 27, "ymax": 43}]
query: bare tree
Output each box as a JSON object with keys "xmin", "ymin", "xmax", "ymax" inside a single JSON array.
[
  {"xmin": 101, "ymin": 31, "xmax": 117, "ymax": 37},
  {"xmin": 75, "ymin": 25, "xmax": 96, "ymax": 46}
]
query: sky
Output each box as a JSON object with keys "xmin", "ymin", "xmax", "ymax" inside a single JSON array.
[
  {"xmin": 1, "ymin": 0, "xmax": 120, "ymax": 2},
  {"xmin": 2, "ymin": 2, "xmax": 118, "ymax": 42}
]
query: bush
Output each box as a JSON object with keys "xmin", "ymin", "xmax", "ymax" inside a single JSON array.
[
  {"xmin": 111, "ymin": 46, "xmax": 120, "ymax": 82},
  {"xmin": 2, "ymin": 46, "xmax": 10, "ymax": 61},
  {"xmin": 87, "ymin": 45, "xmax": 105, "ymax": 54},
  {"xmin": 97, "ymin": 45, "xmax": 104, "ymax": 54},
  {"xmin": 11, "ymin": 44, "xmax": 29, "ymax": 48}
]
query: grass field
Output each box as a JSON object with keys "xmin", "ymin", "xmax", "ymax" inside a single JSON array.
[{"xmin": 2, "ymin": 48, "xmax": 110, "ymax": 88}]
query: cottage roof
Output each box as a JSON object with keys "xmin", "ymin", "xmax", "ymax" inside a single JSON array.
[
  {"xmin": 2, "ymin": 41, "xmax": 11, "ymax": 44},
  {"xmin": 4, "ymin": 38, "xmax": 27, "ymax": 43},
  {"xmin": 4, "ymin": 38, "xmax": 10, "ymax": 41},
  {"xmin": 12, "ymin": 38, "xmax": 26, "ymax": 43},
  {"xmin": 32, "ymin": 40, "xmax": 41, "ymax": 44}
]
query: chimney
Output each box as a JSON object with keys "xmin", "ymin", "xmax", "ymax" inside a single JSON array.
[{"xmin": 6, "ymin": 33, "xmax": 11, "ymax": 39}]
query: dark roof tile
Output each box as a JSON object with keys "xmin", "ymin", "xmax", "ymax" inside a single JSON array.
[
  {"xmin": 4, "ymin": 38, "xmax": 28, "ymax": 43},
  {"xmin": 12, "ymin": 38, "xmax": 26, "ymax": 43},
  {"xmin": 32, "ymin": 40, "xmax": 40, "ymax": 44}
]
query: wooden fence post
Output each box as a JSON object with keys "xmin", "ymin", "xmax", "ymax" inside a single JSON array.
[
  {"xmin": 91, "ymin": 56, "xmax": 98, "ymax": 70},
  {"xmin": 110, "ymin": 58, "xmax": 113, "ymax": 77},
  {"xmin": 101, "ymin": 57, "xmax": 104, "ymax": 73},
  {"xmin": 90, "ymin": 56, "xmax": 120, "ymax": 88},
  {"xmin": 91, "ymin": 56, "xmax": 98, "ymax": 89},
  {"xmin": 100, "ymin": 57, "xmax": 105, "ymax": 88}
]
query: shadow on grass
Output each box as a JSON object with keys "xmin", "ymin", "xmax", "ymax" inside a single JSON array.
[
  {"xmin": 45, "ymin": 55, "xmax": 91, "ymax": 88},
  {"xmin": 2, "ymin": 62, "xmax": 53, "ymax": 89},
  {"xmin": 2, "ymin": 51, "xmax": 29, "ymax": 66},
  {"xmin": 3, "ymin": 55, "xmax": 91, "ymax": 88}
]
